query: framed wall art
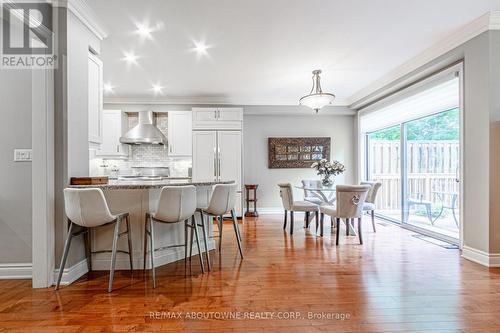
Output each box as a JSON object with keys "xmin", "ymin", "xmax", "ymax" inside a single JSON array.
[{"xmin": 268, "ymin": 137, "xmax": 331, "ymax": 168}]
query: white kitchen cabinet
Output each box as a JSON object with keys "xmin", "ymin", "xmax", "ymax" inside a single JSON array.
[
  {"xmin": 192, "ymin": 107, "xmax": 243, "ymax": 130},
  {"xmin": 192, "ymin": 131, "xmax": 217, "ymax": 181},
  {"xmin": 167, "ymin": 111, "xmax": 192, "ymax": 156},
  {"xmin": 88, "ymin": 53, "xmax": 103, "ymax": 145},
  {"xmin": 192, "ymin": 130, "xmax": 243, "ymax": 216},
  {"xmin": 96, "ymin": 110, "xmax": 129, "ymax": 158}
]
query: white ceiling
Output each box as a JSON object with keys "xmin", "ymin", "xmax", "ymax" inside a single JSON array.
[{"xmin": 88, "ymin": 0, "xmax": 500, "ymax": 106}]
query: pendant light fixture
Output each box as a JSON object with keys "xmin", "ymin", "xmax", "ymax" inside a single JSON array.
[{"xmin": 299, "ymin": 69, "xmax": 335, "ymax": 113}]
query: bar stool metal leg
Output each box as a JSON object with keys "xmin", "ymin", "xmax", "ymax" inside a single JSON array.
[
  {"xmin": 189, "ymin": 219, "xmax": 194, "ymax": 260},
  {"xmin": 143, "ymin": 213, "xmax": 149, "ymax": 271},
  {"xmin": 55, "ymin": 221, "xmax": 75, "ymax": 290},
  {"xmin": 218, "ymin": 215, "xmax": 223, "ymax": 252},
  {"xmin": 199, "ymin": 211, "xmax": 211, "ymax": 271},
  {"xmin": 192, "ymin": 215, "xmax": 205, "ymax": 273},
  {"xmin": 184, "ymin": 219, "xmax": 189, "ymax": 263},
  {"xmin": 126, "ymin": 215, "xmax": 133, "ymax": 272},
  {"xmin": 149, "ymin": 217, "xmax": 156, "ymax": 288},
  {"xmin": 83, "ymin": 227, "xmax": 92, "ymax": 272},
  {"xmin": 108, "ymin": 217, "xmax": 121, "ymax": 292},
  {"xmin": 230, "ymin": 210, "xmax": 244, "ymax": 259}
]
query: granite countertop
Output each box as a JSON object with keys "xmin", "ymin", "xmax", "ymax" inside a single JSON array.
[{"xmin": 69, "ymin": 179, "xmax": 235, "ymax": 190}]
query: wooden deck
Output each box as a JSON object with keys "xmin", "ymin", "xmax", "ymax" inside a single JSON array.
[{"xmin": 1, "ymin": 215, "xmax": 500, "ymax": 332}]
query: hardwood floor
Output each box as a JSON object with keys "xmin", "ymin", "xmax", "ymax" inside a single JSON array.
[{"xmin": 2, "ymin": 215, "xmax": 500, "ymax": 332}]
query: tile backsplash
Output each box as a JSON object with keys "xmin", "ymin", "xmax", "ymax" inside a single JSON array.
[{"xmin": 90, "ymin": 112, "xmax": 192, "ymax": 177}]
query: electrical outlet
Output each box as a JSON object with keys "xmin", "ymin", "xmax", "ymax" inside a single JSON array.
[{"xmin": 14, "ymin": 149, "xmax": 32, "ymax": 162}]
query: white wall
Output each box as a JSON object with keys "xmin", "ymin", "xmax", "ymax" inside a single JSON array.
[{"xmin": 243, "ymin": 113, "xmax": 355, "ymax": 210}]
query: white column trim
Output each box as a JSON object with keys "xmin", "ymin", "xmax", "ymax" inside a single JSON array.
[{"xmin": 32, "ymin": 68, "xmax": 55, "ymax": 288}]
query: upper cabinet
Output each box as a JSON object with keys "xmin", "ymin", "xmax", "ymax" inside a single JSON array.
[
  {"xmin": 168, "ymin": 111, "xmax": 192, "ymax": 156},
  {"xmin": 192, "ymin": 107, "xmax": 243, "ymax": 130},
  {"xmin": 95, "ymin": 110, "xmax": 129, "ymax": 158},
  {"xmin": 88, "ymin": 53, "xmax": 103, "ymax": 146}
]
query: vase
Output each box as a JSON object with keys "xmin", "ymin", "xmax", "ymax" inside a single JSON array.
[{"xmin": 321, "ymin": 175, "xmax": 333, "ymax": 186}]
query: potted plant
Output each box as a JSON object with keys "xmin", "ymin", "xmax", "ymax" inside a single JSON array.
[{"xmin": 311, "ymin": 159, "xmax": 345, "ymax": 186}]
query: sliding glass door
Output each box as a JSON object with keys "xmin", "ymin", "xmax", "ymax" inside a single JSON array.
[
  {"xmin": 366, "ymin": 125, "xmax": 402, "ymax": 222},
  {"xmin": 403, "ymin": 109, "xmax": 460, "ymax": 239},
  {"xmin": 365, "ymin": 109, "xmax": 460, "ymax": 242}
]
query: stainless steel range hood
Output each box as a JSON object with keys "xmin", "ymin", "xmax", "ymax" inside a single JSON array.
[{"xmin": 120, "ymin": 111, "xmax": 167, "ymax": 145}]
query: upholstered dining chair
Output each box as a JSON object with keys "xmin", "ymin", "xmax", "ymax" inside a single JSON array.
[
  {"xmin": 301, "ymin": 179, "xmax": 323, "ymax": 205},
  {"xmin": 360, "ymin": 181, "xmax": 382, "ymax": 232},
  {"xmin": 56, "ymin": 188, "xmax": 133, "ymax": 292},
  {"xmin": 319, "ymin": 185, "xmax": 370, "ymax": 245},
  {"xmin": 278, "ymin": 183, "xmax": 319, "ymax": 235}
]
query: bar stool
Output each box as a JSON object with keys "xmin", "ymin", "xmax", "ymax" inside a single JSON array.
[
  {"xmin": 198, "ymin": 183, "xmax": 243, "ymax": 263},
  {"xmin": 56, "ymin": 188, "xmax": 133, "ymax": 292},
  {"xmin": 143, "ymin": 185, "xmax": 204, "ymax": 288}
]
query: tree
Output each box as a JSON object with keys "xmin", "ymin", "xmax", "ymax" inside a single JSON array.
[{"xmin": 369, "ymin": 108, "xmax": 459, "ymax": 141}]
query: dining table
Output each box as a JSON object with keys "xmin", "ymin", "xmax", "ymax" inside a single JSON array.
[{"xmin": 295, "ymin": 184, "xmax": 357, "ymax": 235}]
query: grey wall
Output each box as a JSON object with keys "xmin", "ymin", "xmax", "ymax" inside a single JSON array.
[
  {"xmin": 0, "ymin": 70, "xmax": 32, "ymax": 263},
  {"xmin": 243, "ymin": 110, "xmax": 355, "ymax": 209},
  {"xmin": 355, "ymin": 30, "xmax": 500, "ymax": 256}
]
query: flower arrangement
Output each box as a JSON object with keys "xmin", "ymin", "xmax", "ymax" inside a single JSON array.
[{"xmin": 311, "ymin": 159, "xmax": 345, "ymax": 185}]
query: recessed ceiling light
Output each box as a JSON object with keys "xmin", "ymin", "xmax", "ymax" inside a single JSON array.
[
  {"xmin": 135, "ymin": 23, "xmax": 152, "ymax": 39},
  {"xmin": 123, "ymin": 51, "xmax": 138, "ymax": 65},
  {"xmin": 151, "ymin": 83, "xmax": 164, "ymax": 95},
  {"xmin": 103, "ymin": 82, "xmax": 115, "ymax": 94},
  {"xmin": 192, "ymin": 41, "xmax": 210, "ymax": 56}
]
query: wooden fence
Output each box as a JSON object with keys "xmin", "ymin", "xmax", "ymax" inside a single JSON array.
[{"xmin": 369, "ymin": 140, "xmax": 459, "ymax": 209}]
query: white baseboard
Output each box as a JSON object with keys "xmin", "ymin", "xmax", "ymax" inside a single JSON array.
[
  {"xmin": 0, "ymin": 263, "xmax": 32, "ymax": 279},
  {"xmin": 462, "ymin": 246, "xmax": 500, "ymax": 267},
  {"xmin": 259, "ymin": 207, "xmax": 312, "ymax": 215},
  {"xmin": 52, "ymin": 258, "xmax": 89, "ymax": 285}
]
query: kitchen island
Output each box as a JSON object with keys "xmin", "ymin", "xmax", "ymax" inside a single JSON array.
[{"xmin": 69, "ymin": 179, "xmax": 235, "ymax": 271}]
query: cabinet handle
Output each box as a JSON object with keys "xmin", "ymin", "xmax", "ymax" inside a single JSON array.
[
  {"xmin": 214, "ymin": 147, "xmax": 217, "ymax": 180},
  {"xmin": 169, "ymin": 145, "xmax": 172, "ymax": 153},
  {"xmin": 116, "ymin": 145, "xmax": 120, "ymax": 153},
  {"xmin": 218, "ymin": 147, "xmax": 221, "ymax": 181},
  {"xmin": 214, "ymin": 110, "xmax": 217, "ymax": 119},
  {"xmin": 217, "ymin": 110, "xmax": 220, "ymax": 119}
]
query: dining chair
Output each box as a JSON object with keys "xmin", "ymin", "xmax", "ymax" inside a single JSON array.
[
  {"xmin": 198, "ymin": 183, "xmax": 243, "ymax": 262},
  {"xmin": 143, "ymin": 185, "xmax": 203, "ymax": 288},
  {"xmin": 56, "ymin": 188, "xmax": 133, "ymax": 292},
  {"xmin": 278, "ymin": 183, "xmax": 319, "ymax": 235},
  {"xmin": 319, "ymin": 185, "xmax": 370, "ymax": 245},
  {"xmin": 301, "ymin": 179, "xmax": 323, "ymax": 205},
  {"xmin": 361, "ymin": 181, "xmax": 382, "ymax": 232}
]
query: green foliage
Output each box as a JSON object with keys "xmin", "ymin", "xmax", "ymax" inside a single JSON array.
[{"xmin": 369, "ymin": 108, "xmax": 459, "ymax": 141}]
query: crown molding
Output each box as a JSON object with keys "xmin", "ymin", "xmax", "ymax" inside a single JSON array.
[
  {"xmin": 104, "ymin": 96, "xmax": 350, "ymax": 107},
  {"xmin": 54, "ymin": 0, "xmax": 108, "ymax": 40},
  {"xmin": 348, "ymin": 11, "xmax": 500, "ymax": 109}
]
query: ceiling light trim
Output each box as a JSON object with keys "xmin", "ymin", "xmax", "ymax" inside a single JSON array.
[{"xmin": 349, "ymin": 10, "xmax": 500, "ymax": 109}]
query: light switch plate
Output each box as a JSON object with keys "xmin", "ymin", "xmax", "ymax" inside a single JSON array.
[{"xmin": 14, "ymin": 149, "xmax": 32, "ymax": 162}]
